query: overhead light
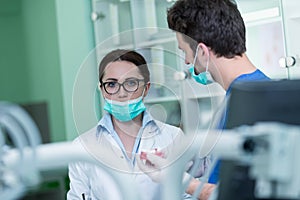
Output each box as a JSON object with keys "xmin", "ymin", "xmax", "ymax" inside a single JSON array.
[{"xmin": 242, "ymin": 7, "xmax": 280, "ymax": 23}]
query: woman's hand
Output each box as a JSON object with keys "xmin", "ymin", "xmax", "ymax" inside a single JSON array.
[{"xmin": 136, "ymin": 151, "xmax": 167, "ymax": 182}]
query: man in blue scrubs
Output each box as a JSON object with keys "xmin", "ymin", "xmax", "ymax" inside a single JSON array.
[{"xmin": 137, "ymin": 0, "xmax": 270, "ymax": 199}]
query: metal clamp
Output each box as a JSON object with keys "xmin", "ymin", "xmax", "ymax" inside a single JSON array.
[
  {"xmin": 279, "ymin": 56, "xmax": 297, "ymax": 68},
  {"xmin": 91, "ymin": 12, "xmax": 105, "ymax": 22}
]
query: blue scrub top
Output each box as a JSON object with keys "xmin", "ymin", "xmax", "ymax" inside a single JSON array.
[{"xmin": 208, "ymin": 69, "xmax": 270, "ymax": 184}]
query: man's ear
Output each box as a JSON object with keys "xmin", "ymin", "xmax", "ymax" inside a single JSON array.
[{"xmin": 198, "ymin": 43, "xmax": 210, "ymax": 57}]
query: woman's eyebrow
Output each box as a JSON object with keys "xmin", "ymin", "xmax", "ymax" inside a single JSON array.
[
  {"xmin": 104, "ymin": 78, "xmax": 118, "ymax": 82},
  {"xmin": 125, "ymin": 77, "xmax": 139, "ymax": 80},
  {"xmin": 104, "ymin": 77, "xmax": 141, "ymax": 82}
]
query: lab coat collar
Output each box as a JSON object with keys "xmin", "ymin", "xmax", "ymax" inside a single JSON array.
[{"xmin": 96, "ymin": 111, "xmax": 159, "ymax": 137}]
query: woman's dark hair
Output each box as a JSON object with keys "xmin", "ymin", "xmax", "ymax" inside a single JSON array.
[
  {"xmin": 98, "ymin": 49, "xmax": 150, "ymax": 84},
  {"xmin": 167, "ymin": 0, "xmax": 246, "ymax": 58}
]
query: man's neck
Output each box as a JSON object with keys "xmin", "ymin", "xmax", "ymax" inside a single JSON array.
[{"xmin": 211, "ymin": 53, "xmax": 257, "ymax": 91}]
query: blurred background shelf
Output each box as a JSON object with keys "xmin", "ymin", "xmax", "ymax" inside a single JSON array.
[{"xmin": 91, "ymin": 0, "xmax": 300, "ymax": 132}]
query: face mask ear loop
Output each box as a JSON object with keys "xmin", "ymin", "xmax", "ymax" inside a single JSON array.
[
  {"xmin": 99, "ymin": 83, "xmax": 107, "ymax": 102},
  {"xmin": 141, "ymin": 87, "xmax": 146, "ymax": 99},
  {"xmin": 192, "ymin": 44, "xmax": 201, "ymax": 66},
  {"xmin": 205, "ymin": 53, "xmax": 210, "ymax": 73}
]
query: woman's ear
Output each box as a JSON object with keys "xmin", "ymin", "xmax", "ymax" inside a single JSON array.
[
  {"xmin": 98, "ymin": 83, "xmax": 108, "ymax": 100},
  {"xmin": 98, "ymin": 83, "xmax": 106, "ymax": 97},
  {"xmin": 143, "ymin": 82, "xmax": 151, "ymax": 98}
]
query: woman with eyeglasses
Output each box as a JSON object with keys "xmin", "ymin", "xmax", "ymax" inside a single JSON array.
[{"xmin": 67, "ymin": 49, "xmax": 186, "ymax": 200}]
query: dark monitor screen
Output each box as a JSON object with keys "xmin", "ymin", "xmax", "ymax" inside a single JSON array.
[
  {"xmin": 21, "ymin": 101, "xmax": 51, "ymax": 143},
  {"xmin": 225, "ymin": 79, "xmax": 300, "ymax": 129}
]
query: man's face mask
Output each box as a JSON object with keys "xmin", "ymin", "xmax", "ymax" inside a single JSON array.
[
  {"xmin": 188, "ymin": 45, "xmax": 213, "ymax": 85},
  {"xmin": 103, "ymin": 93, "xmax": 146, "ymax": 122}
]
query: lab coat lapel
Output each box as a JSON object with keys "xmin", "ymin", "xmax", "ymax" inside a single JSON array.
[
  {"xmin": 79, "ymin": 127, "xmax": 132, "ymax": 172},
  {"xmin": 138, "ymin": 120, "xmax": 162, "ymax": 151}
]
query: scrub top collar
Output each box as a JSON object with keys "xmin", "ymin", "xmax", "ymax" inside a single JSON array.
[{"xmin": 226, "ymin": 69, "xmax": 270, "ymax": 95}]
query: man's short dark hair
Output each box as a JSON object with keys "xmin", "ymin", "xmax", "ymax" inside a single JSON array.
[{"xmin": 167, "ymin": 0, "xmax": 246, "ymax": 58}]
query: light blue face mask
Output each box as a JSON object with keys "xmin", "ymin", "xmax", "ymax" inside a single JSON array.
[
  {"xmin": 103, "ymin": 95, "xmax": 146, "ymax": 122},
  {"xmin": 188, "ymin": 45, "xmax": 213, "ymax": 85}
]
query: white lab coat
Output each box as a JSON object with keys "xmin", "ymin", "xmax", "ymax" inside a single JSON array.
[{"xmin": 67, "ymin": 112, "xmax": 184, "ymax": 200}]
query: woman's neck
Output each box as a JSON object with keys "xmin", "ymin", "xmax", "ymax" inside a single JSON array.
[
  {"xmin": 112, "ymin": 114, "xmax": 143, "ymax": 137},
  {"xmin": 112, "ymin": 114, "xmax": 143, "ymax": 157}
]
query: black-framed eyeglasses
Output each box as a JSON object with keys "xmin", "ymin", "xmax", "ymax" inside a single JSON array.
[{"xmin": 101, "ymin": 78, "xmax": 145, "ymax": 95}]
